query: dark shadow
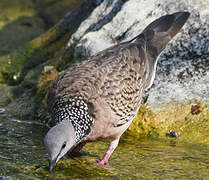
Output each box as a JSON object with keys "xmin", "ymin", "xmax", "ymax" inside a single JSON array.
[
  {"xmin": 84, "ymin": 0, "xmax": 126, "ymax": 34},
  {"xmin": 66, "ymin": 151, "xmax": 98, "ymax": 159},
  {"xmin": 61, "ymin": 0, "xmax": 126, "ymax": 63}
]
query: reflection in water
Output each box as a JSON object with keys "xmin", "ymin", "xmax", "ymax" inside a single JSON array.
[{"xmin": 0, "ymin": 114, "xmax": 209, "ymax": 179}]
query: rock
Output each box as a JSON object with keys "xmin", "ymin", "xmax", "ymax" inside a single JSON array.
[
  {"xmin": 0, "ymin": 0, "xmax": 86, "ymax": 56},
  {"xmin": 0, "ymin": 0, "xmax": 45, "ymax": 55},
  {"xmin": 0, "ymin": 0, "xmax": 92, "ymax": 119},
  {"xmin": 191, "ymin": 104, "xmax": 201, "ymax": 115},
  {"xmin": 0, "ymin": 0, "xmax": 93, "ymax": 84},
  {"xmin": 0, "ymin": 85, "xmax": 11, "ymax": 107},
  {"xmin": 166, "ymin": 130, "xmax": 179, "ymax": 138},
  {"xmin": 0, "ymin": 0, "xmax": 208, "ymax": 142},
  {"xmin": 66, "ymin": 0, "xmax": 209, "ymax": 105}
]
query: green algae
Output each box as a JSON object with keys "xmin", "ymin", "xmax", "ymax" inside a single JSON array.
[
  {"xmin": 0, "ymin": 0, "xmax": 86, "ymax": 121},
  {"xmin": 37, "ymin": 66, "xmax": 59, "ymax": 106},
  {"xmin": 128, "ymin": 102, "xmax": 209, "ymax": 146},
  {"xmin": 0, "ymin": 114, "xmax": 209, "ymax": 179},
  {"xmin": 0, "ymin": 0, "xmax": 85, "ymax": 84},
  {"xmin": 0, "ymin": 0, "xmax": 35, "ymax": 29},
  {"xmin": 0, "ymin": 0, "xmax": 45, "ymax": 56},
  {"xmin": 0, "ymin": 29, "xmax": 64, "ymax": 84},
  {"xmin": 157, "ymin": 102, "xmax": 209, "ymax": 145},
  {"xmin": 128, "ymin": 104, "xmax": 157, "ymax": 137}
]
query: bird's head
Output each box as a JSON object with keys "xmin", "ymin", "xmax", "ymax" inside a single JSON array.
[{"xmin": 44, "ymin": 121, "xmax": 76, "ymax": 172}]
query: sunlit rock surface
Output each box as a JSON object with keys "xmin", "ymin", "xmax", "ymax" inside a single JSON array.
[{"xmin": 66, "ymin": 0, "xmax": 209, "ymax": 105}]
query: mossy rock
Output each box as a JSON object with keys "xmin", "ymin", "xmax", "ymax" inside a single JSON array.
[
  {"xmin": 128, "ymin": 102, "xmax": 209, "ymax": 145},
  {"xmin": 0, "ymin": 0, "xmax": 100, "ymax": 121}
]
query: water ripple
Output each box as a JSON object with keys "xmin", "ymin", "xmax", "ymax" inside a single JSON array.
[{"xmin": 0, "ymin": 108, "xmax": 5, "ymax": 114}]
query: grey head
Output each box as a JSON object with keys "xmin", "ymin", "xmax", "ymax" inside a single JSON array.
[{"xmin": 44, "ymin": 120, "xmax": 76, "ymax": 172}]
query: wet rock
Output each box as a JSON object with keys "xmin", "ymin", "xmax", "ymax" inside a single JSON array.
[
  {"xmin": 0, "ymin": 0, "xmax": 85, "ymax": 56},
  {"xmin": 0, "ymin": 85, "xmax": 11, "ymax": 106},
  {"xmin": 0, "ymin": 108, "xmax": 6, "ymax": 114},
  {"xmin": 0, "ymin": 0, "xmax": 101, "ymax": 119}
]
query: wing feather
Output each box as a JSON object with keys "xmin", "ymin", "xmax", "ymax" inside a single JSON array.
[{"xmin": 48, "ymin": 42, "xmax": 148, "ymax": 126}]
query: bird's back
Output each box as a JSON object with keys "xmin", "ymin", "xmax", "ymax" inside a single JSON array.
[
  {"xmin": 48, "ymin": 41, "xmax": 149, "ymax": 126},
  {"xmin": 47, "ymin": 12, "xmax": 190, "ymax": 142}
]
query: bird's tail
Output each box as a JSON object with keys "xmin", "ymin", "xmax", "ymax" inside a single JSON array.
[{"xmin": 132, "ymin": 12, "xmax": 190, "ymax": 57}]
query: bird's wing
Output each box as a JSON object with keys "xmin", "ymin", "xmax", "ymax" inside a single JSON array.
[
  {"xmin": 48, "ymin": 12, "xmax": 190, "ymax": 127},
  {"xmin": 48, "ymin": 41, "xmax": 149, "ymax": 127},
  {"xmin": 47, "ymin": 41, "xmax": 131, "ymax": 107},
  {"xmin": 92, "ymin": 43, "xmax": 148, "ymax": 126},
  {"xmin": 47, "ymin": 42, "xmax": 133, "ymax": 104}
]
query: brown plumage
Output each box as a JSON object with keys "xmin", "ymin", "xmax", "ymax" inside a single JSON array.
[{"xmin": 45, "ymin": 12, "xmax": 190, "ymax": 171}]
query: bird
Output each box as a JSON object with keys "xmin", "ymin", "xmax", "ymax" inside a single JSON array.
[{"xmin": 44, "ymin": 12, "xmax": 190, "ymax": 171}]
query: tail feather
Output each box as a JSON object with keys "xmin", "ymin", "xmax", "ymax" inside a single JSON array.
[{"xmin": 133, "ymin": 12, "xmax": 190, "ymax": 57}]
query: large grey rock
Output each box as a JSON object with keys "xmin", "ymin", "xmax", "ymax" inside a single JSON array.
[{"xmin": 66, "ymin": 0, "xmax": 209, "ymax": 105}]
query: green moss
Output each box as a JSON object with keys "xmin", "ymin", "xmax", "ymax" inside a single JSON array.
[
  {"xmin": 0, "ymin": 0, "xmax": 85, "ymax": 84},
  {"xmin": 0, "ymin": 45, "xmax": 39, "ymax": 84},
  {"xmin": 128, "ymin": 104, "xmax": 157, "ymax": 137},
  {"xmin": 127, "ymin": 102, "xmax": 209, "ymax": 145},
  {"xmin": 37, "ymin": 65, "xmax": 59, "ymax": 105},
  {"xmin": 159, "ymin": 102, "xmax": 209, "ymax": 145},
  {"xmin": 0, "ymin": 0, "xmax": 35, "ymax": 29}
]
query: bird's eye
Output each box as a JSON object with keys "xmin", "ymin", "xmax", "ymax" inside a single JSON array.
[{"xmin": 62, "ymin": 142, "xmax": 66, "ymax": 149}]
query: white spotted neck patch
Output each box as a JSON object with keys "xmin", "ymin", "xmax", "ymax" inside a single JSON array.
[{"xmin": 53, "ymin": 95, "xmax": 94, "ymax": 142}]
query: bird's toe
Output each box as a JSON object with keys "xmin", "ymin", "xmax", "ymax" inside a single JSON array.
[{"xmin": 94, "ymin": 159, "xmax": 109, "ymax": 166}]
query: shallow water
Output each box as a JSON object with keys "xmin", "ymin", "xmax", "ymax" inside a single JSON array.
[{"xmin": 0, "ymin": 112, "xmax": 209, "ymax": 179}]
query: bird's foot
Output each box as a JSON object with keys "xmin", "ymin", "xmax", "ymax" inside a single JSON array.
[
  {"xmin": 94, "ymin": 148, "xmax": 112, "ymax": 166},
  {"xmin": 94, "ymin": 159, "xmax": 109, "ymax": 166},
  {"xmin": 94, "ymin": 141, "xmax": 118, "ymax": 166}
]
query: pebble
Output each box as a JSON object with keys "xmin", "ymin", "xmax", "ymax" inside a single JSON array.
[
  {"xmin": 166, "ymin": 130, "xmax": 179, "ymax": 138},
  {"xmin": 0, "ymin": 108, "xmax": 5, "ymax": 114}
]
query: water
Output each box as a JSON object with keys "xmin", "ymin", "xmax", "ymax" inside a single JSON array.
[{"xmin": 0, "ymin": 112, "xmax": 209, "ymax": 179}]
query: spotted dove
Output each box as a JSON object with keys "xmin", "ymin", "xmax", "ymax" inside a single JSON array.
[{"xmin": 44, "ymin": 12, "xmax": 190, "ymax": 171}]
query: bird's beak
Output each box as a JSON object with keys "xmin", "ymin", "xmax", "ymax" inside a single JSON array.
[{"xmin": 49, "ymin": 159, "xmax": 56, "ymax": 172}]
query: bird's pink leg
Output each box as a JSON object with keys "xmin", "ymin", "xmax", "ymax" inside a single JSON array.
[
  {"xmin": 96, "ymin": 147, "xmax": 114, "ymax": 165},
  {"xmin": 95, "ymin": 139, "xmax": 119, "ymax": 165}
]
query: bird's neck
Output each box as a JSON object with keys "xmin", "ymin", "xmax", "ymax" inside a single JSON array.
[{"xmin": 53, "ymin": 95, "xmax": 94, "ymax": 143}]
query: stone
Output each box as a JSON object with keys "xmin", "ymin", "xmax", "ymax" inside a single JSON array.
[{"xmin": 65, "ymin": 0, "xmax": 209, "ymax": 105}]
